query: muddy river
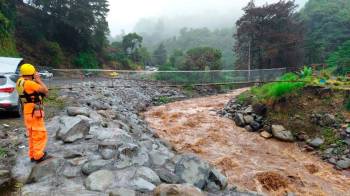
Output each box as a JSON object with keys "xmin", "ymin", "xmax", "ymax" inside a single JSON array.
[{"xmin": 143, "ymin": 89, "xmax": 350, "ymax": 196}]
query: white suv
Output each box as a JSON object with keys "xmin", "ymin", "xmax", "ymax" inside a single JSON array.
[
  {"xmin": 0, "ymin": 74, "xmax": 21, "ymax": 116},
  {"xmin": 0, "ymin": 57, "xmax": 23, "ymax": 117}
]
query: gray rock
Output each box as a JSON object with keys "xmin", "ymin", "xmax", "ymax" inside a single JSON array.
[
  {"xmin": 174, "ymin": 154, "xmax": 211, "ymax": 189},
  {"xmin": 136, "ymin": 167, "xmax": 161, "ymax": 185},
  {"xmin": 63, "ymin": 149, "xmax": 84, "ymax": 159},
  {"xmin": 101, "ymin": 149, "xmax": 116, "ymax": 160},
  {"xmin": 56, "ymin": 116, "xmax": 90, "ymax": 143},
  {"xmin": 320, "ymin": 114, "xmax": 336, "ymax": 127},
  {"xmin": 85, "ymin": 170, "xmax": 113, "ymax": 191},
  {"xmin": 234, "ymin": 113, "xmax": 245, "ymax": 127},
  {"xmin": 82, "ymin": 160, "xmax": 112, "ymax": 175},
  {"xmin": 27, "ymin": 158, "xmax": 66, "ymax": 183},
  {"xmin": 46, "ymin": 116, "xmax": 61, "ymax": 134},
  {"xmin": 346, "ymin": 127, "xmax": 350, "ymax": 134},
  {"xmin": 244, "ymin": 106, "xmax": 253, "ymax": 114},
  {"xmin": 271, "ymin": 125, "xmax": 295, "ymax": 142},
  {"xmin": 0, "ymin": 170, "xmax": 10, "ymax": 185},
  {"xmin": 336, "ymin": 158, "xmax": 350, "ymax": 169},
  {"xmin": 118, "ymin": 143, "xmax": 139, "ymax": 157},
  {"xmin": 243, "ymin": 115, "xmax": 254, "ymax": 124},
  {"xmin": 250, "ymin": 121, "xmax": 261, "ymax": 132},
  {"xmin": 131, "ymin": 178, "xmax": 156, "ymax": 192},
  {"xmin": 67, "ymin": 107, "xmax": 90, "ymax": 117},
  {"xmin": 207, "ymin": 168, "xmax": 228, "ymax": 190},
  {"xmin": 324, "ymin": 148, "xmax": 334, "ymax": 156},
  {"xmin": 109, "ymin": 188, "xmax": 136, "ymax": 196},
  {"xmin": 63, "ymin": 165, "xmax": 81, "ymax": 179},
  {"xmin": 91, "ymin": 101, "xmax": 110, "ymax": 110},
  {"xmin": 244, "ymin": 125, "xmax": 253, "ymax": 132},
  {"xmin": 154, "ymin": 168, "xmax": 179, "ymax": 184},
  {"xmin": 308, "ymin": 138, "xmax": 324, "ymax": 148},
  {"xmin": 149, "ymin": 149, "xmax": 173, "ymax": 166}
]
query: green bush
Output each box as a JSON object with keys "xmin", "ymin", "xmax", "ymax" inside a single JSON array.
[
  {"xmin": 44, "ymin": 41, "xmax": 64, "ymax": 67},
  {"xmin": 0, "ymin": 147, "xmax": 7, "ymax": 158},
  {"xmin": 74, "ymin": 51, "xmax": 99, "ymax": 69},
  {"xmin": 299, "ymin": 66, "xmax": 313, "ymax": 78},
  {"xmin": 250, "ymin": 73, "xmax": 306, "ymax": 101}
]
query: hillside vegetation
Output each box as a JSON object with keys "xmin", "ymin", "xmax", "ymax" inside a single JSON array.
[{"xmin": 301, "ymin": 0, "xmax": 350, "ymax": 73}]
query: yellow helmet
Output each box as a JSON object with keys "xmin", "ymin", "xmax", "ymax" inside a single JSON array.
[{"xmin": 20, "ymin": 64, "xmax": 36, "ymax": 76}]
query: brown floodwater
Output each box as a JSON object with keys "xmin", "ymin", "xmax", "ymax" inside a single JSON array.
[{"xmin": 143, "ymin": 89, "xmax": 350, "ymax": 196}]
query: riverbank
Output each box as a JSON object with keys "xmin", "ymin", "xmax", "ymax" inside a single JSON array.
[{"xmin": 144, "ymin": 89, "xmax": 350, "ymax": 196}]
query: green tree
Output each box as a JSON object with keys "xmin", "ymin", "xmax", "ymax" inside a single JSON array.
[
  {"xmin": 162, "ymin": 27, "xmax": 235, "ymax": 69},
  {"xmin": 170, "ymin": 50, "xmax": 185, "ymax": 69},
  {"xmin": 44, "ymin": 41, "xmax": 64, "ymax": 67},
  {"xmin": 0, "ymin": 0, "xmax": 17, "ymax": 56},
  {"xmin": 74, "ymin": 51, "xmax": 99, "ymax": 69},
  {"xmin": 184, "ymin": 47, "xmax": 222, "ymax": 70},
  {"xmin": 326, "ymin": 40, "xmax": 350, "ymax": 75},
  {"xmin": 28, "ymin": 0, "xmax": 109, "ymax": 52},
  {"xmin": 122, "ymin": 33, "xmax": 143, "ymax": 62},
  {"xmin": 153, "ymin": 43, "xmax": 167, "ymax": 66},
  {"xmin": 235, "ymin": 0, "xmax": 304, "ymax": 69},
  {"xmin": 139, "ymin": 47, "xmax": 152, "ymax": 67},
  {"xmin": 300, "ymin": 0, "xmax": 350, "ymax": 64}
]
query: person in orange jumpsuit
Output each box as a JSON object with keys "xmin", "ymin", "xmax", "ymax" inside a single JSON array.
[{"xmin": 16, "ymin": 64, "xmax": 50, "ymax": 163}]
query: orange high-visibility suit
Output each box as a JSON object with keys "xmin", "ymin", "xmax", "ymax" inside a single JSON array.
[{"xmin": 22, "ymin": 80, "xmax": 47, "ymax": 160}]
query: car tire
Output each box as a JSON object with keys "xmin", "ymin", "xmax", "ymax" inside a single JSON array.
[{"xmin": 14, "ymin": 101, "xmax": 22, "ymax": 118}]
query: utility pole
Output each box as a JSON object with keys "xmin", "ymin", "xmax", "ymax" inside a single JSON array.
[
  {"xmin": 248, "ymin": 40, "xmax": 251, "ymax": 81},
  {"xmin": 241, "ymin": 20, "xmax": 252, "ymax": 82}
]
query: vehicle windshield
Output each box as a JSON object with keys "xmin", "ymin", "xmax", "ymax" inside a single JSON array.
[{"xmin": 0, "ymin": 76, "xmax": 7, "ymax": 86}]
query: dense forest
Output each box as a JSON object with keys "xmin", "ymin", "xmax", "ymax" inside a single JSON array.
[
  {"xmin": 301, "ymin": 0, "xmax": 350, "ymax": 74},
  {"xmin": 0, "ymin": 0, "xmax": 110, "ymax": 69},
  {"xmin": 0, "ymin": 0, "xmax": 349, "ymax": 74}
]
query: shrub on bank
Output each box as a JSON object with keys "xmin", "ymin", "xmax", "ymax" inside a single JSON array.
[{"xmin": 249, "ymin": 73, "xmax": 307, "ymax": 102}]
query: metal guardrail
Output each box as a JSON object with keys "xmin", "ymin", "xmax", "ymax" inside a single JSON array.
[{"xmin": 49, "ymin": 68, "xmax": 288, "ymax": 89}]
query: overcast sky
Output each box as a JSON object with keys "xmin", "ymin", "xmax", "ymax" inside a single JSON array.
[{"xmin": 107, "ymin": 0, "xmax": 307, "ymax": 36}]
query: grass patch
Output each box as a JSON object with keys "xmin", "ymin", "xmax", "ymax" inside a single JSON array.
[
  {"xmin": 182, "ymin": 85, "xmax": 196, "ymax": 97},
  {"xmin": 45, "ymin": 89, "xmax": 65, "ymax": 110},
  {"xmin": 320, "ymin": 128, "xmax": 346, "ymax": 153},
  {"xmin": 249, "ymin": 73, "xmax": 307, "ymax": 102},
  {"xmin": 154, "ymin": 96, "xmax": 172, "ymax": 105},
  {"xmin": 0, "ymin": 147, "xmax": 7, "ymax": 158}
]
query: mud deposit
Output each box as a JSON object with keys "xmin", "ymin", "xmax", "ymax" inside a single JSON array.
[{"xmin": 143, "ymin": 89, "xmax": 350, "ymax": 196}]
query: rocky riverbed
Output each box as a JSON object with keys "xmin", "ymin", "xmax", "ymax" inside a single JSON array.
[
  {"xmin": 4, "ymin": 79, "xmax": 257, "ymax": 196},
  {"xmin": 220, "ymin": 86, "xmax": 350, "ymax": 171},
  {"xmin": 144, "ymin": 89, "xmax": 350, "ymax": 196}
]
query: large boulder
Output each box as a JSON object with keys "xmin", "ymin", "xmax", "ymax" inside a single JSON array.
[
  {"xmin": 174, "ymin": 155, "xmax": 211, "ymax": 189},
  {"xmin": 131, "ymin": 178, "xmax": 156, "ymax": 192},
  {"xmin": 82, "ymin": 160, "xmax": 113, "ymax": 175},
  {"xmin": 135, "ymin": 167, "xmax": 161, "ymax": 185},
  {"xmin": 271, "ymin": 125, "xmax": 295, "ymax": 142},
  {"xmin": 84, "ymin": 170, "xmax": 114, "ymax": 191},
  {"xmin": 154, "ymin": 168, "xmax": 179, "ymax": 184},
  {"xmin": 153, "ymin": 184, "xmax": 204, "ymax": 196},
  {"xmin": 234, "ymin": 113, "xmax": 245, "ymax": 127},
  {"xmin": 336, "ymin": 158, "xmax": 350, "ymax": 169},
  {"xmin": 207, "ymin": 168, "xmax": 228, "ymax": 190},
  {"xmin": 56, "ymin": 116, "xmax": 90, "ymax": 143},
  {"xmin": 27, "ymin": 158, "xmax": 66, "ymax": 183},
  {"xmin": 307, "ymin": 138, "xmax": 324, "ymax": 148},
  {"xmin": 67, "ymin": 107, "xmax": 90, "ymax": 117}
]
